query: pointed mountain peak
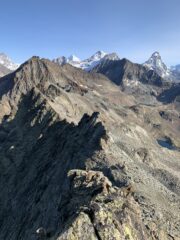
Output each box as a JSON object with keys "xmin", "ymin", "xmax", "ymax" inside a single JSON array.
[
  {"xmin": 143, "ymin": 52, "xmax": 170, "ymax": 79},
  {"xmin": 95, "ymin": 50, "xmax": 107, "ymax": 56},
  {"xmin": 68, "ymin": 55, "xmax": 81, "ymax": 62},
  {"xmin": 146, "ymin": 52, "xmax": 162, "ymax": 64},
  {"xmin": 53, "ymin": 51, "xmax": 119, "ymax": 71},
  {"xmin": 90, "ymin": 51, "xmax": 107, "ymax": 60},
  {"xmin": 151, "ymin": 51, "xmax": 161, "ymax": 58},
  {"xmin": 145, "ymin": 51, "xmax": 164, "ymax": 66}
]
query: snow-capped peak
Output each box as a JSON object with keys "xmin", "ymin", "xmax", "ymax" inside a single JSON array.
[
  {"xmin": 143, "ymin": 51, "xmax": 170, "ymax": 79},
  {"xmin": 67, "ymin": 55, "xmax": 81, "ymax": 63},
  {"xmin": 89, "ymin": 51, "xmax": 107, "ymax": 61},
  {"xmin": 0, "ymin": 53, "xmax": 19, "ymax": 71},
  {"xmin": 151, "ymin": 51, "xmax": 161, "ymax": 58},
  {"xmin": 53, "ymin": 51, "xmax": 120, "ymax": 71}
]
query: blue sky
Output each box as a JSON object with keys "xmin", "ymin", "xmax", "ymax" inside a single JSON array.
[{"xmin": 0, "ymin": 0, "xmax": 180, "ymax": 65}]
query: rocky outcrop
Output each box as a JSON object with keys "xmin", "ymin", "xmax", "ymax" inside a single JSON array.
[{"xmin": 57, "ymin": 169, "xmax": 168, "ymax": 240}]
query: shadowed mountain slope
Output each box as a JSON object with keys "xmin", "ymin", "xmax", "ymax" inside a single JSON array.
[{"xmin": 92, "ymin": 58, "xmax": 163, "ymax": 87}]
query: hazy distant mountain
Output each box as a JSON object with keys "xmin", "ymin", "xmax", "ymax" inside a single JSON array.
[
  {"xmin": 53, "ymin": 50, "xmax": 120, "ymax": 71},
  {"xmin": 0, "ymin": 63, "xmax": 11, "ymax": 77},
  {"xmin": 171, "ymin": 64, "xmax": 180, "ymax": 81},
  {"xmin": 0, "ymin": 53, "xmax": 19, "ymax": 71},
  {"xmin": 171, "ymin": 64, "xmax": 180, "ymax": 72}
]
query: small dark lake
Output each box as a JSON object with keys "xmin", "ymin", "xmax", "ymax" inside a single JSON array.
[{"xmin": 157, "ymin": 137, "xmax": 177, "ymax": 150}]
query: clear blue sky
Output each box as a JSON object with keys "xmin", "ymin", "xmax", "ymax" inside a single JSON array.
[{"xmin": 0, "ymin": 0, "xmax": 180, "ymax": 65}]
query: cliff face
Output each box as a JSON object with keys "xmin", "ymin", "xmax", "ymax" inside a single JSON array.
[{"xmin": 0, "ymin": 57, "xmax": 179, "ymax": 239}]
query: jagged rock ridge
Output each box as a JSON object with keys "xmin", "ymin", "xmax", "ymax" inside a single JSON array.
[
  {"xmin": 57, "ymin": 169, "xmax": 155, "ymax": 240},
  {"xmin": 0, "ymin": 56, "xmax": 179, "ymax": 239}
]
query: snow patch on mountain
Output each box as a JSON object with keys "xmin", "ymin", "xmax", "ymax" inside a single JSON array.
[
  {"xmin": 68, "ymin": 55, "xmax": 81, "ymax": 63},
  {"xmin": 53, "ymin": 51, "xmax": 120, "ymax": 71},
  {"xmin": 0, "ymin": 53, "xmax": 19, "ymax": 71}
]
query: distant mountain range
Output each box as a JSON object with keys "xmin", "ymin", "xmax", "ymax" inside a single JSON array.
[
  {"xmin": 53, "ymin": 51, "xmax": 120, "ymax": 71},
  {"xmin": 53, "ymin": 50, "xmax": 180, "ymax": 82},
  {"xmin": 0, "ymin": 50, "xmax": 180, "ymax": 82}
]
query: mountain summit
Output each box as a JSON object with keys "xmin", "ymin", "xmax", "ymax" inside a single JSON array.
[
  {"xmin": 143, "ymin": 51, "xmax": 171, "ymax": 79},
  {"xmin": 67, "ymin": 54, "xmax": 81, "ymax": 62},
  {"xmin": 53, "ymin": 50, "xmax": 120, "ymax": 71}
]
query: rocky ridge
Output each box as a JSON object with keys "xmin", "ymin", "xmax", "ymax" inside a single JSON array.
[
  {"xmin": 92, "ymin": 57, "xmax": 180, "ymax": 106},
  {"xmin": 57, "ymin": 169, "xmax": 162, "ymax": 240},
  {"xmin": 0, "ymin": 56, "xmax": 179, "ymax": 239}
]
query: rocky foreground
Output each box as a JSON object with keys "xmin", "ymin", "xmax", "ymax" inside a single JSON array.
[
  {"xmin": 0, "ymin": 57, "xmax": 179, "ymax": 239},
  {"xmin": 56, "ymin": 169, "xmax": 161, "ymax": 240}
]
